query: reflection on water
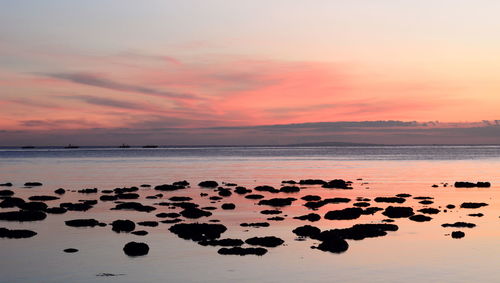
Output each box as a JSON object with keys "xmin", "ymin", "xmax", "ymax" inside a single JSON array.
[{"xmin": 0, "ymin": 146, "xmax": 499, "ymax": 283}]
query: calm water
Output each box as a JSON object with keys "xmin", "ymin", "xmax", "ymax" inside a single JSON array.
[{"xmin": 0, "ymin": 146, "xmax": 499, "ymax": 283}]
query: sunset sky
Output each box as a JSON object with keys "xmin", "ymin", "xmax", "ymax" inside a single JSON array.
[{"xmin": 1, "ymin": 0, "xmax": 500, "ymax": 145}]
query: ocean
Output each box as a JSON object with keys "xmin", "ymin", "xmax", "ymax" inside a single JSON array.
[{"xmin": 0, "ymin": 145, "xmax": 499, "ymax": 283}]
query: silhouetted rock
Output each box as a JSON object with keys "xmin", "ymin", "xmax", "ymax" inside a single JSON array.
[
  {"xmin": 24, "ymin": 182, "xmax": 43, "ymax": 187},
  {"xmin": 131, "ymin": 230, "xmax": 148, "ymax": 236},
  {"xmin": 245, "ymin": 236, "xmax": 284, "ymax": 247},
  {"xmin": 0, "ymin": 183, "xmax": 13, "ymax": 187},
  {"xmin": 446, "ymin": 204, "xmax": 456, "ymax": 209},
  {"xmin": 112, "ymin": 220, "xmax": 135, "ymax": 233},
  {"xmin": 114, "ymin": 187, "xmax": 139, "ymax": 194},
  {"xmin": 299, "ymin": 179, "xmax": 326, "ymax": 185},
  {"xmin": 451, "ymin": 231, "xmax": 465, "ymax": 239},
  {"xmin": 374, "ymin": 197, "xmax": 406, "ymax": 203},
  {"xmin": 419, "ymin": 200, "xmax": 434, "ymax": 205},
  {"xmin": 160, "ymin": 219, "xmax": 183, "ymax": 224},
  {"xmin": 217, "ymin": 188, "xmax": 232, "ymax": 197},
  {"xmin": 198, "ymin": 238, "xmax": 244, "ymax": 246},
  {"xmin": 258, "ymin": 198, "xmax": 296, "ymax": 207},
  {"xmin": 409, "ymin": 214, "xmax": 432, "ymax": 222},
  {"xmin": 28, "ymin": 195, "xmax": 59, "ymax": 201},
  {"xmin": 100, "ymin": 195, "xmax": 118, "ymax": 201},
  {"xmin": 468, "ymin": 213, "xmax": 484, "ymax": 217},
  {"xmin": 116, "ymin": 193, "xmax": 139, "ymax": 200},
  {"xmin": 292, "ymin": 225, "xmax": 321, "ymax": 238},
  {"xmin": 60, "ymin": 202, "xmax": 93, "ymax": 211},
  {"xmin": 63, "ymin": 248, "xmax": 78, "ymax": 253},
  {"xmin": 442, "ymin": 222, "xmax": 476, "ymax": 228},
  {"xmin": 111, "ymin": 202, "xmax": 156, "ymax": 212},
  {"xmin": 123, "ymin": 242, "xmax": 149, "ymax": 256},
  {"xmin": 137, "ymin": 221, "xmax": 158, "ymax": 227},
  {"xmin": 396, "ymin": 193, "xmax": 412, "ymax": 197},
  {"xmin": 140, "ymin": 184, "xmax": 151, "ymax": 188},
  {"xmin": 322, "ymin": 179, "xmax": 351, "ymax": 189},
  {"xmin": 169, "ymin": 196, "xmax": 192, "ymax": 202},
  {"xmin": 201, "ymin": 206, "xmax": 217, "ymax": 210},
  {"xmin": 0, "ymin": 210, "xmax": 46, "ymax": 221},
  {"xmin": 169, "ymin": 223, "xmax": 227, "ymax": 241},
  {"xmin": 0, "ymin": 227, "xmax": 37, "ymax": 238},
  {"xmin": 314, "ymin": 237, "xmax": 349, "ymax": 253},
  {"xmin": 154, "ymin": 184, "xmax": 185, "ymax": 191},
  {"xmin": 234, "ymin": 186, "xmax": 251, "ymax": 194},
  {"xmin": 65, "ymin": 219, "xmax": 101, "ymax": 227},
  {"xmin": 218, "ymin": 247, "xmax": 267, "ymax": 256},
  {"xmin": 353, "ymin": 202, "xmax": 370, "ymax": 207},
  {"xmin": 221, "ymin": 203, "xmax": 236, "ymax": 210},
  {"xmin": 209, "ymin": 196, "xmax": 223, "ymax": 201},
  {"xmin": 18, "ymin": 201, "xmax": 48, "ymax": 211},
  {"xmin": 260, "ymin": 210, "xmax": 282, "ymax": 215},
  {"xmin": 45, "ymin": 207, "xmax": 67, "ymax": 214},
  {"xmin": 418, "ymin": 208, "xmax": 440, "ymax": 214},
  {"xmin": 254, "ymin": 185, "xmax": 279, "ymax": 193},
  {"xmin": 78, "ymin": 188, "xmax": 98, "ymax": 194},
  {"xmin": 360, "ymin": 207, "xmax": 383, "ymax": 215},
  {"xmin": 267, "ymin": 216, "xmax": 285, "ymax": 221},
  {"xmin": 454, "ymin": 181, "xmax": 491, "ymax": 188},
  {"xmin": 280, "ymin": 186, "xmax": 300, "ymax": 193},
  {"xmin": 0, "ymin": 190, "xmax": 14, "ymax": 196},
  {"xmin": 293, "ymin": 213, "xmax": 321, "ymax": 222},
  {"xmin": 0, "ymin": 197, "xmax": 25, "ymax": 208},
  {"xmin": 324, "ymin": 208, "xmax": 362, "ymax": 220},
  {"xmin": 413, "ymin": 196, "xmax": 433, "ymax": 200},
  {"xmin": 198, "ymin": 181, "xmax": 219, "ymax": 188},
  {"xmin": 318, "ymin": 224, "xmax": 398, "ymax": 241},
  {"xmin": 282, "ymin": 180, "xmax": 297, "ymax": 184},
  {"xmin": 382, "ymin": 206, "xmax": 414, "ymax": 218},
  {"xmin": 240, "ymin": 222, "xmax": 270, "ymax": 228},
  {"xmin": 156, "ymin": 212, "xmax": 180, "ymax": 218},
  {"xmin": 180, "ymin": 208, "xmax": 212, "ymax": 219},
  {"xmin": 301, "ymin": 195, "xmax": 321, "ymax": 201},
  {"xmin": 460, "ymin": 202, "xmax": 488, "ymax": 209},
  {"xmin": 245, "ymin": 194, "xmax": 264, "ymax": 200}
]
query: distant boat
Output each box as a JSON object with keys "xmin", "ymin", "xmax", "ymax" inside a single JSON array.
[
  {"xmin": 142, "ymin": 145, "xmax": 158, "ymax": 148},
  {"xmin": 118, "ymin": 144, "xmax": 131, "ymax": 148},
  {"xmin": 64, "ymin": 144, "xmax": 79, "ymax": 149},
  {"xmin": 21, "ymin": 146, "xmax": 35, "ymax": 149}
]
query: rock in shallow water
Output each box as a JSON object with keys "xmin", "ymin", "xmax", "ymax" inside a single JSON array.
[
  {"xmin": 217, "ymin": 247, "xmax": 267, "ymax": 256},
  {"xmin": 123, "ymin": 242, "xmax": 149, "ymax": 256},
  {"xmin": 0, "ymin": 227, "xmax": 37, "ymax": 238}
]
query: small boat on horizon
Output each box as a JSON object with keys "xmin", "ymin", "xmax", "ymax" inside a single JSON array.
[
  {"xmin": 142, "ymin": 145, "xmax": 159, "ymax": 148},
  {"xmin": 64, "ymin": 144, "xmax": 79, "ymax": 149},
  {"xmin": 118, "ymin": 144, "xmax": 131, "ymax": 148}
]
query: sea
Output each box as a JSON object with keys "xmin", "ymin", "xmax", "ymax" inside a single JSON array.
[{"xmin": 0, "ymin": 145, "xmax": 499, "ymax": 283}]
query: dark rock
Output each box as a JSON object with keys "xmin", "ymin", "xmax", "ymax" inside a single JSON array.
[
  {"xmin": 0, "ymin": 227, "xmax": 37, "ymax": 238},
  {"xmin": 324, "ymin": 208, "xmax": 362, "ymax": 220},
  {"xmin": 396, "ymin": 193, "xmax": 412, "ymax": 197},
  {"xmin": 24, "ymin": 182, "xmax": 43, "ymax": 187},
  {"xmin": 18, "ymin": 202, "xmax": 48, "ymax": 211},
  {"xmin": 442, "ymin": 222, "xmax": 476, "ymax": 228},
  {"xmin": 28, "ymin": 195, "xmax": 59, "ymax": 201},
  {"xmin": 0, "ymin": 197, "xmax": 25, "ymax": 208},
  {"xmin": 123, "ymin": 242, "xmax": 149, "ymax": 256},
  {"xmin": 234, "ymin": 186, "xmax": 251, "ymax": 194},
  {"xmin": 301, "ymin": 195, "xmax": 321, "ymax": 201},
  {"xmin": 293, "ymin": 213, "xmax": 321, "ymax": 222},
  {"xmin": 280, "ymin": 186, "xmax": 300, "ymax": 193},
  {"xmin": 240, "ymin": 222, "xmax": 270, "ymax": 228},
  {"xmin": 258, "ymin": 198, "xmax": 296, "ymax": 207},
  {"xmin": 131, "ymin": 230, "xmax": 148, "ymax": 236},
  {"xmin": 267, "ymin": 216, "xmax": 285, "ymax": 221},
  {"xmin": 446, "ymin": 204, "xmax": 456, "ymax": 209},
  {"xmin": 155, "ymin": 212, "xmax": 180, "ymax": 218},
  {"xmin": 314, "ymin": 237, "xmax": 349, "ymax": 253},
  {"xmin": 413, "ymin": 196, "xmax": 433, "ymax": 200},
  {"xmin": 112, "ymin": 220, "xmax": 135, "ymax": 233},
  {"xmin": 374, "ymin": 197, "xmax": 406, "ymax": 203},
  {"xmin": 78, "ymin": 188, "xmax": 98, "ymax": 194},
  {"xmin": 100, "ymin": 195, "xmax": 118, "ymax": 201},
  {"xmin": 0, "ymin": 183, "xmax": 13, "ymax": 187},
  {"xmin": 116, "ymin": 193, "xmax": 139, "ymax": 200},
  {"xmin": 418, "ymin": 208, "xmax": 440, "ymax": 214},
  {"xmin": 318, "ymin": 224, "xmax": 398, "ymax": 241},
  {"xmin": 0, "ymin": 190, "xmax": 14, "ymax": 196},
  {"xmin": 360, "ymin": 207, "xmax": 384, "ymax": 215},
  {"xmin": 224, "ymin": 183, "xmax": 237, "ymax": 187},
  {"xmin": 282, "ymin": 180, "xmax": 297, "ymax": 184},
  {"xmin": 382, "ymin": 206, "xmax": 414, "ymax": 218},
  {"xmin": 201, "ymin": 206, "xmax": 217, "ymax": 210},
  {"xmin": 209, "ymin": 196, "xmax": 223, "ymax": 201},
  {"xmin": 245, "ymin": 194, "xmax": 265, "ymax": 200},
  {"xmin": 322, "ymin": 179, "xmax": 351, "ymax": 189},
  {"xmin": 198, "ymin": 181, "xmax": 219, "ymax": 188},
  {"xmin": 218, "ymin": 247, "xmax": 267, "ymax": 256},
  {"xmin": 409, "ymin": 214, "xmax": 432, "ymax": 222},
  {"xmin": 245, "ymin": 236, "xmax": 284, "ymax": 247},
  {"xmin": 198, "ymin": 238, "xmax": 244, "ymax": 246},
  {"xmin": 169, "ymin": 223, "xmax": 227, "ymax": 241},
  {"xmin": 0, "ymin": 210, "xmax": 47, "ymax": 221},
  {"xmin": 260, "ymin": 210, "xmax": 282, "ymax": 215},
  {"xmin": 254, "ymin": 185, "xmax": 279, "ymax": 193},
  {"xmin": 468, "ymin": 213, "xmax": 484, "ymax": 217},
  {"xmin": 460, "ymin": 202, "xmax": 488, "ymax": 209},
  {"xmin": 419, "ymin": 200, "xmax": 434, "ymax": 205},
  {"xmin": 353, "ymin": 202, "xmax": 370, "ymax": 207},
  {"xmin": 80, "ymin": 200, "xmax": 97, "ymax": 206},
  {"xmin": 101, "ymin": 190, "xmax": 113, "ymax": 194},
  {"xmin": 65, "ymin": 219, "xmax": 101, "ymax": 227},
  {"xmin": 137, "ymin": 221, "xmax": 158, "ymax": 227},
  {"xmin": 63, "ymin": 248, "xmax": 78, "ymax": 253},
  {"xmin": 221, "ymin": 203, "xmax": 236, "ymax": 210},
  {"xmin": 454, "ymin": 181, "xmax": 491, "ymax": 188},
  {"xmin": 451, "ymin": 231, "xmax": 465, "ymax": 239},
  {"xmin": 292, "ymin": 225, "xmax": 321, "ymax": 238},
  {"xmin": 154, "ymin": 184, "xmax": 185, "ymax": 191},
  {"xmin": 160, "ymin": 219, "xmax": 183, "ymax": 224},
  {"xmin": 169, "ymin": 196, "xmax": 192, "ymax": 202},
  {"xmin": 299, "ymin": 179, "xmax": 326, "ymax": 185},
  {"xmin": 114, "ymin": 187, "xmax": 139, "ymax": 194},
  {"xmin": 60, "ymin": 202, "xmax": 93, "ymax": 211},
  {"xmin": 45, "ymin": 207, "xmax": 67, "ymax": 214},
  {"xmin": 180, "ymin": 208, "xmax": 212, "ymax": 219},
  {"xmin": 111, "ymin": 202, "xmax": 156, "ymax": 212},
  {"xmin": 140, "ymin": 184, "xmax": 151, "ymax": 188},
  {"xmin": 217, "ymin": 188, "xmax": 232, "ymax": 197}
]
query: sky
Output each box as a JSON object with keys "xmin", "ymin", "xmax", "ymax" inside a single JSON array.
[{"xmin": 1, "ymin": 0, "xmax": 500, "ymax": 145}]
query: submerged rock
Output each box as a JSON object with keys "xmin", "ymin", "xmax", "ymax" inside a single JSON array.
[
  {"xmin": 123, "ymin": 242, "xmax": 149, "ymax": 256},
  {"xmin": 218, "ymin": 247, "xmax": 267, "ymax": 256}
]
